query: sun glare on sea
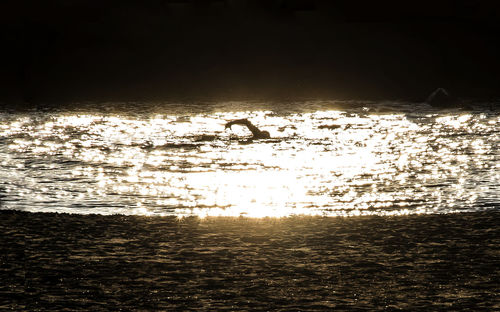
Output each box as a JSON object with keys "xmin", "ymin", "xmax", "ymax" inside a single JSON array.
[{"xmin": 2, "ymin": 105, "xmax": 497, "ymax": 217}]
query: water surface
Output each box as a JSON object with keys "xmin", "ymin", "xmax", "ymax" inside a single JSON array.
[{"xmin": 1, "ymin": 101, "xmax": 498, "ymax": 217}]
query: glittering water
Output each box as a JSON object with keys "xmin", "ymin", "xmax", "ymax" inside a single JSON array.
[{"xmin": 0, "ymin": 101, "xmax": 498, "ymax": 217}]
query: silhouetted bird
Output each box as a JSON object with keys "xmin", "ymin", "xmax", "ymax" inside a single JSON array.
[{"xmin": 225, "ymin": 119, "xmax": 270, "ymax": 139}]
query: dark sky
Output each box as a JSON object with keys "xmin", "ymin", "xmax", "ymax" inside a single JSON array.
[{"xmin": 1, "ymin": 0, "xmax": 500, "ymax": 105}]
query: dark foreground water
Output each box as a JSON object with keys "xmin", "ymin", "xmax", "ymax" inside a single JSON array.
[
  {"xmin": 2, "ymin": 210, "xmax": 499, "ymax": 311},
  {"xmin": 0, "ymin": 100, "xmax": 498, "ymax": 217}
]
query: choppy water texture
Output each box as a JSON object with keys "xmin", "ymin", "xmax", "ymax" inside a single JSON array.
[{"xmin": 1, "ymin": 101, "xmax": 498, "ymax": 217}]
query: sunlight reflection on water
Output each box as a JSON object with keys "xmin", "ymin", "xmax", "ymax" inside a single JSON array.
[{"xmin": 0, "ymin": 101, "xmax": 498, "ymax": 217}]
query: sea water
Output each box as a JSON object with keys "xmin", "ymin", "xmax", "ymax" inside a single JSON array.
[{"xmin": 0, "ymin": 101, "xmax": 498, "ymax": 217}]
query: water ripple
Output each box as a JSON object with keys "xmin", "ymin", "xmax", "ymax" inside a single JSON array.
[{"xmin": 0, "ymin": 101, "xmax": 498, "ymax": 217}]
